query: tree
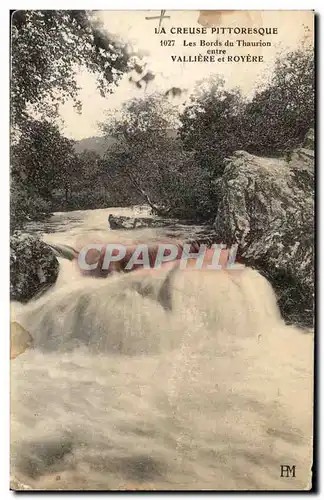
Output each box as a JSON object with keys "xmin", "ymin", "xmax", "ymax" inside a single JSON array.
[
  {"xmin": 11, "ymin": 119, "xmax": 77, "ymax": 201},
  {"xmin": 179, "ymin": 76, "xmax": 246, "ymax": 177},
  {"xmin": 243, "ymin": 45, "xmax": 314, "ymax": 155},
  {"xmin": 10, "ymin": 180, "xmax": 52, "ymax": 231},
  {"xmin": 100, "ymin": 94, "xmax": 180, "ymax": 214},
  {"xmin": 100, "ymin": 93, "xmax": 217, "ymax": 220},
  {"xmin": 11, "ymin": 10, "xmax": 130, "ymax": 128},
  {"xmin": 75, "ymin": 149, "xmax": 109, "ymax": 204}
]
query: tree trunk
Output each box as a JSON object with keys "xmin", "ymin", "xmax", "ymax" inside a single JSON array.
[{"xmin": 125, "ymin": 170, "xmax": 171, "ymax": 216}]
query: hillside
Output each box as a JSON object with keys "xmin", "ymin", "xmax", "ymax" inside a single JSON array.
[
  {"xmin": 74, "ymin": 136, "xmax": 116, "ymax": 156},
  {"xmin": 74, "ymin": 130, "xmax": 178, "ymax": 157}
]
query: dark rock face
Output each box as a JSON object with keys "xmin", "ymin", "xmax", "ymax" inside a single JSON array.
[
  {"xmin": 214, "ymin": 141, "xmax": 314, "ymax": 328},
  {"xmin": 10, "ymin": 233, "xmax": 60, "ymax": 302}
]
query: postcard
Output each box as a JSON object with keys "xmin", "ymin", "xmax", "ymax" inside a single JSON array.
[{"xmin": 10, "ymin": 10, "xmax": 315, "ymax": 491}]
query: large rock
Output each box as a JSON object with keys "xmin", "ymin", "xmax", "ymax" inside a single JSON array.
[
  {"xmin": 10, "ymin": 233, "xmax": 59, "ymax": 302},
  {"xmin": 108, "ymin": 214, "xmax": 182, "ymax": 230},
  {"xmin": 214, "ymin": 142, "xmax": 314, "ymax": 328}
]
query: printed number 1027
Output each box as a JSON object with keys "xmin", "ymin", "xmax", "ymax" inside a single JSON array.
[{"xmin": 160, "ymin": 40, "xmax": 175, "ymax": 46}]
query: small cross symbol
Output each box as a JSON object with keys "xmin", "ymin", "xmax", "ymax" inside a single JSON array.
[{"xmin": 145, "ymin": 10, "xmax": 170, "ymax": 33}]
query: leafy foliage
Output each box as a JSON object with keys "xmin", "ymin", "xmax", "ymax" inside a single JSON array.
[
  {"xmin": 100, "ymin": 94, "xmax": 215, "ymax": 219},
  {"xmin": 11, "ymin": 120, "xmax": 77, "ymax": 199},
  {"xmin": 10, "ymin": 181, "xmax": 52, "ymax": 231},
  {"xmin": 242, "ymin": 45, "xmax": 314, "ymax": 155},
  {"xmin": 11, "ymin": 10, "xmax": 130, "ymax": 127},
  {"xmin": 10, "ymin": 119, "xmax": 77, "ymax": 230},
  {"xmin": 101, "ymin": 94, "xmax": 178, "ymax": 212},
  {"xmin": 179, "ymin": 76, "xmax": 246, "ymax": 177},
  {"xmin": 10, "ymin": 10, "xmax": 133, "ymax": 228},
  {"xmin": 179, "ymin": 45, "xmax": 314, "ymax": 167},
  {"xmin": 10, "ymin": 117, "xmax": 142, "ymax": 230}
]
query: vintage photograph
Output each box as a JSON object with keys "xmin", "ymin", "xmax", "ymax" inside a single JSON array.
[{"xmin": 10, "ymin": 10, "xmax": 314, "ymax": 490}]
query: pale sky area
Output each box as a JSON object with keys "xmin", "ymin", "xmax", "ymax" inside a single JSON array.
[{"xmin": 59, "ymin": 10, "xmax": 314, "ymax": 140}]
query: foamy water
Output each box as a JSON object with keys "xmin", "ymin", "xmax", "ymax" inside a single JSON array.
[{"xmin": 10, "ymin": 207, "xmax": 314, "ymax": 490}]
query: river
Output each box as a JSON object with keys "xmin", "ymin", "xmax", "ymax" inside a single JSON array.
[
  {"xmin": 23, "ymin": 205, "xmax": 215, "ymax": 248},
  {"xmin": 10, "ymin": 206, "xmax": 314, "ymax": 491}
]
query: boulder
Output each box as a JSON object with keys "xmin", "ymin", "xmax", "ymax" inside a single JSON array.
[
  {"xmin": 214, "ymin": 141, "xmax": 314, "ymax": 328},
  {"xmin": 108, "ymin": 214, "xmax": 138, "ymax": 230},
  {"xmin": 108, "ymin": 214, "xmax": 182, "ymax": 230},
  {"xmin": 10, "ymin": 233, "xmax": 59, "ymax": 302}
]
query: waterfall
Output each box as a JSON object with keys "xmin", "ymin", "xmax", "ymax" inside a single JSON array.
[{"xmin": 11, "ymin": 257, "xmax": 313, "ymax": 490}]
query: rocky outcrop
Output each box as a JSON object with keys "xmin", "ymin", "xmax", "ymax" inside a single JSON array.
[
  {"xmin": 10, "ymin": 233, "xmax": 60, "ymax": 302},
  {"xmin": 108, "ymin": 214, "xmax": 183, "ymax": 230},
  {"xmin": 214, "ymin": 138, "xmax": 314, "ymax": 327},
  {"xmin": 108, "ymin": 214, "xmax": 219, "ymax": 247}
]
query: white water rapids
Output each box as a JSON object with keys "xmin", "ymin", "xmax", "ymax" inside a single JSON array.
[{"xmin": 10, "ymin": 206, "xmax": 314, "ymax": 490}]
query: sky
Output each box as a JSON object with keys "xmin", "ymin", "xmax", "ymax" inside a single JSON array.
[{"xmin": 59, "ymin": 10, "xmax": 314, "ymax": 140}]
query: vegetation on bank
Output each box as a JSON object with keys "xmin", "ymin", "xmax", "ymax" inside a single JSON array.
[{"xmin": 10, "ymin": 10, "xmax": 314, "ymax": 231}]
